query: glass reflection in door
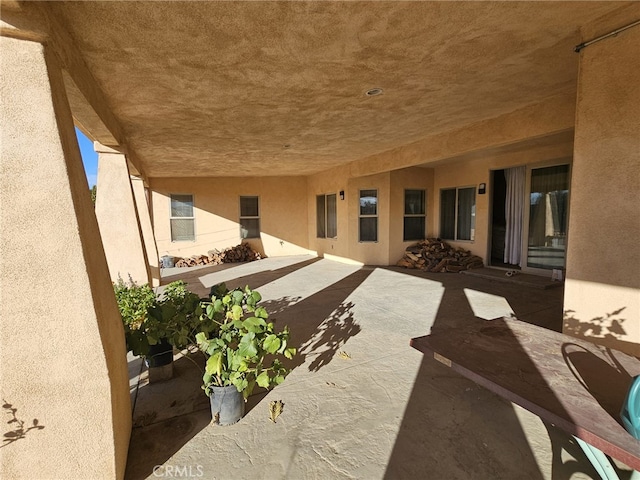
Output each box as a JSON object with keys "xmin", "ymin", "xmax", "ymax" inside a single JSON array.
[{"xmin": 527, "ymin": 164, "xmax": 569, "ymax": 269}]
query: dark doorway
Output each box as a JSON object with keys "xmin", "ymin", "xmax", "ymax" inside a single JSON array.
[{"xmin": 490, "ymin": 169, "xmax": 518, "ymax": 269}]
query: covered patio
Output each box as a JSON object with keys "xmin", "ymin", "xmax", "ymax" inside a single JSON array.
[
  {"xmin": 2, "ymin": 2, "xmax": 639, "ymax": 479},
  {"xmin": 124, "ymin": 255, "xmax": 615, "ymax": 479}
]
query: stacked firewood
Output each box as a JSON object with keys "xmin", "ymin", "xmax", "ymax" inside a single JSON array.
[
  {"xmin": 174, "ymin": 243, "xmax": 262, "ymax": 268},
  {"xmin": 396, "ymin": 238, "xmax": 484, "ymax": 273},
  {"xmin": 210, "ymin": 243, "xmax": 262, "ymax": 263}
]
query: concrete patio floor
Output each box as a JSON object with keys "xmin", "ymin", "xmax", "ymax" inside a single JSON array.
[{"xmin": 125, "ymin": 255, "xmax": 630, "ymax": 480}]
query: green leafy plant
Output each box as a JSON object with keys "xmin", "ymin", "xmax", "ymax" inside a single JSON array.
[
  {"xmin": 147, "ymin": 281, "xmax": 204, "ymax": 350},
  {"xmin": 113, "ymin": 278, "xmax": 156, "ymax": 357},
  {"xmin": 196, "ymin": 283, "xmax": 296, "ymax": 399},
  {"xmin": 114, "ymin": 279, "xmax": 205, "ymax": 357}
]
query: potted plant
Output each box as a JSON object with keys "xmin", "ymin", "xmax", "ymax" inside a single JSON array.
[
  {"xmin": 196, "ymin": 283, "xmax": 296, "ymax": 425},
  {"xmin": 114, "ymin": 279, "xmax": 203, "ymax": 367},
  {"xmin": 147, "ymin": 280, "xmax": 203, "ymax": 364},
  {"xmin": 113, "ymin": 278, "xmax": 157, "ymax": 360}
]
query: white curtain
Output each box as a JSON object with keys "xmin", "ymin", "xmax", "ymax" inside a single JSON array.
[{"xmin": 504, "ymin": 166, "xmax": 525, "ymax": 265}]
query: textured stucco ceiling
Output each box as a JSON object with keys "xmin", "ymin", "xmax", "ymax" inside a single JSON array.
[{"xmin": 49, "ymin": 1, "xmax": 630, "ymax": 177}]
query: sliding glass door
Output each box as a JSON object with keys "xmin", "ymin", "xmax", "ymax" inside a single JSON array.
[{"xmin": 524, "ymin": 163, "xmax": 570, "ymax": 271}]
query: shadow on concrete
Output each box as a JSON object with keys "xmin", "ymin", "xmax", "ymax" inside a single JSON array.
[
  {"xmin": 219, "ymin": 257, "xmax": 321, "ymax": 292},
  {"xmin": 384, "ymin": 284, "xmax": 549, "ymax": 479},
  {"xmin": 382, "ymin": 267, "xmax": 613, "ymax": 479},
  {"xmin": 262, "ymin": 268, "xmax": 373, "ymax": 374},
  {"xmin": 162, "ymin": 256, "xmax": 321, "ymax": 299},
  {"xmin": 544, "ymin": 422, "xmax": 601, "ymax": 480},
  {"xmin": 127, "ymin": 259, "xmax": 622, "ymax": 478},
  {"xmin": 125, "ymin": 409, "xmax": 210, "ymax": 480},
  {"xmin": 125, "ymin": 353, "xmax": 209, "ymax": 480},
  {"xmin": 303, "ymin": 300, "xmax": 359, "ymax": 372},
  {"xmin": 385, "ymin": 265, "xmax": 563, "ymax": 332},
  {"xmin": 256, "ymin": 295, "xmax": 302, "ymax": 316},
  {"xmin": 125, "ymin": 260, "xmax": 370, "ymax": 479}
]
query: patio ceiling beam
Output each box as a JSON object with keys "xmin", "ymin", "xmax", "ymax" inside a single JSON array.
[
  {"xmin": 346, "ymin": 92, "xmax": 576, "ymax": 179},
  {"xmin": 0, "ymin": 0, "xmax": 147, "ymax": 180}
]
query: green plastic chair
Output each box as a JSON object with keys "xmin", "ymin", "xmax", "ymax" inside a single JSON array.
[{"xmin": 621, "ymin": 375, "xmax": 640, "ymax": 440}]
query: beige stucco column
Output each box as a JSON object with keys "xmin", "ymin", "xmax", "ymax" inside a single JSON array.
[
  {"xmin": 0, "ymin": 36, "xmax": 131, "ymax": 479},
  {"xmin": 563, "ymin": 14, "xmax": 640, "ymax": 355},
  {"xmin": 131, "ymin": 176, "xmax": 161, "ymax": 286},
  {"xmin": 95, "ymin": 144, "xmax": 151, "ymax": 285}
]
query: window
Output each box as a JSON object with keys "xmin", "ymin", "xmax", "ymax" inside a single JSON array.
[
  {"xmin": 170, "ymin": 194, "xmax": 195, "ymax": 242},
  {"xmin": 316, "ymin": 194, "xmax": 337, "ymax": 238},
  {"xmin": 404, "ymin": 189, "xmax": 426, "ymax": 241},
  {"xmin": 440, "ymin": 187, "xmax": 476, "ymax": 241},
  {"xmin": 359, "ymin": 189, "xmax": 378, "ymax": 242},
  {"xmin": 240, "ymin": 196, "xmax": 260, "ymax": 239}
]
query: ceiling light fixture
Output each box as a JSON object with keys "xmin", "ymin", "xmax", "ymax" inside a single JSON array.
[{"xmin": 365, "ymin": 87, "xmax": 384, "ymax": 97}]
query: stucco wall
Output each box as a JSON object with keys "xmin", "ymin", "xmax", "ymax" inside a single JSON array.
[
  {"xmin": 347, "ymin": 172, "xmax": 391, "ymax": 265},
  {"xmin": 95, "ymin": 149, "xmax": 150, "ymax": 285},
  {"xmin": 432, "ymin": 139, "xmax": 574, "ymax": 263},
  {"xmin": 131, "ymin": 177, "xmax": 160, "ymax": 286},
  {"xmin": 307, "ymin": 165, "xmax": 351, "ymax": 262},
  {"xmin": 309, "ymin": 166, "xmax": 435, "ymax": 266},
  {"xmin": 563, "ymin": 18, "xmax": 640, "ymax": 355},
  {"xmin": 307, "ymin": 137, "xmax": 575, "ymax": 267},
  {"xmin": 150, "ymin": 177, "xmax": 312, "ymax": 259},
  {"xmin": 152, "ymin": 130, "xmax": 575, "ymax": 270},
  {"xmin": 1, "ymin": 37, "xmax": 130, "ymax": 479},
  {"xmin": 389, "ymin": 168, "xmax": 434, "ymax": 264}
]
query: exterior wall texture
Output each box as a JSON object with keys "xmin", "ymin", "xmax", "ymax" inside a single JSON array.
[
  {"xmin": 347, "ymin": 172, "xmax": 391, "ymax": 265},
  {"xmin": 432, "ymin": 138, "xmax": 574, "ymax": 264},
  {"xmin": 150, "ymin": 177, "xmax": 312, "ymax": 259},
  {"xmin": 307, "ymin": 134, "xmax": 573, "ymax": 268},
  {"xmin": 131, "ymin": 177, "xmax": 160, "ymax": 286},
  {"xmin": 563, "ymin": 18, "xmax": 640, "ymax": 355},
  {"xmin": 307, "ymin": 165, "xmax": 351, "ymax": 262},
  {"xmin": 0, "ymin": 37, "xmax": 130, "ymax": 480},
  {"xmin": 167, "ymin": 166, "xmax": 439, "ymax": 269},
  {"xmin": 389, "ymin": 168, "xmax": 434, "ymax": 264},
  {"xmin": 95, "ymin": 148, "xmax": 150, "ymax": 285}
]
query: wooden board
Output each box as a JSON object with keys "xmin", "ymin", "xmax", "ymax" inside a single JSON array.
[{"xmin": 411, "ymin": 318, "xmax": 640, "ymax": 471}]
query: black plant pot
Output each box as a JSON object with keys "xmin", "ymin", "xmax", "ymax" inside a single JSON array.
[{"xmin": 145, "ymin": 339, "xmax": 173, "ymax": 368}]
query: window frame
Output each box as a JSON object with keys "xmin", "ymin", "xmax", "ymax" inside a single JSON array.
[
  {"xmin": 403, "ymin": 189, "xmax": 426, "ymax": 241},
  {"xmin": 316, "ymin": 193, "xmax": 337, "ymax": 239},
  {"xmin": 439, "ymin": 186, "xmax": 476, "ymax": 242},
  {"xmin": 169, "ymin": 193, "xmax": 196, "ymax": 242},
  {"xmin": 359, "ymin": 189, "xmax": 378, "ymax": 243},
  {"xmin": 239, "ymin": 195, "xmax": 260, "ymax": 239}
]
